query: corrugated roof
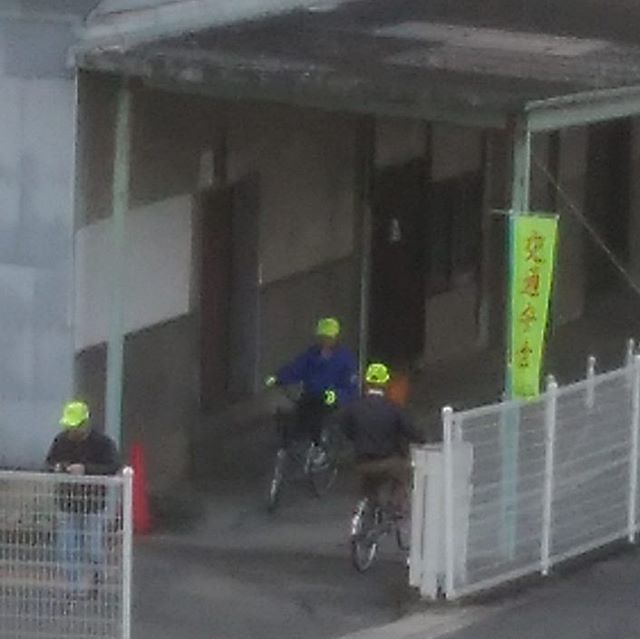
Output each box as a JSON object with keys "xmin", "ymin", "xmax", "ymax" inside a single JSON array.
[{"xmin": 75, "ymin": 0, "xmax": 640, "ymax": 124}]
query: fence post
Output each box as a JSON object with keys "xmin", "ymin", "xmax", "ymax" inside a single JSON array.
[
  {"xmin": 627, "ymin": 339, "xmax": 636, "ymax": 369},
  {"xmin": 442, "ymin": 406, "xmax": 456, "ymax": 599},
  {"xmin": 628, "ymin": 356, "xmax": 640, "ymax": 543},
  {"xmin": 541, "ymin": 375, "xmax": 558, "ymax": 576},
  {"xmin": 122, "ymin": 467, "xmax": 134, "ymax": 639},
  {"xmin": 586, "ymin": 356, "xmax": 596, "ymax": 410}
]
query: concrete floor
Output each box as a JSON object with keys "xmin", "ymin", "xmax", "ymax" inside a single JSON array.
[
  {"xmin": 134, "ymin": 476, "xmax": 412, "ymax": 639},
  {"xmin": 445, "ymin": 549, "xmax": 640, "ymax": 639},
  {"xmin": 133, "ymin": 287, "xmax": 640, "ymax": 639}
]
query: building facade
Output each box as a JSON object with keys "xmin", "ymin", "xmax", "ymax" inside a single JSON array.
[{"xmin": 4, "ymin": 0, "xmax": 640, "ymax": 495}]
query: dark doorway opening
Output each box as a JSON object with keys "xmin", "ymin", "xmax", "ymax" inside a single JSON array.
[
  {"xmin": 369, "ymin": 158, "xmax": 428, "ymax": 367},
  {"xmin": 200, "ymin": 177, "xmax": 260, "ymax": 412},
  {"xmin": 585, "ymin": 120, "xmax": 632, "ymax": 297},
  {"xmin": 200, "ymin": 187, "xmax": 233, "ymax": 412},
  {"xmin": 426, "ymin": 169, "xmax": 484, "ymax": 297}
]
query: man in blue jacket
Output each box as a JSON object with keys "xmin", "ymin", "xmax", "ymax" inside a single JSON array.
[{"xmin": 267, "ymin": 317, "xmax": 358, "ymax": 451}]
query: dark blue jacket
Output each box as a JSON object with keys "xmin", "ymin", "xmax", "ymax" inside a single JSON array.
[{"xmin": 276, "ymin": 345, "xmax": 358, "ymax": 405}]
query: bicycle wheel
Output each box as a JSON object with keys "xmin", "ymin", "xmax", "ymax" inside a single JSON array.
[
  {"xmin": 267, "ymin": 449, "xmax": 287, "ymax": 513},
  {"xmin": 350, "ymin": 498, "xmax": 380, "ymax": 572}
]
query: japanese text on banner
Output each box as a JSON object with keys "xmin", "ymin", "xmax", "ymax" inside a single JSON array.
[{"xmin": 510, "ymin": 215, "xmax": 558, "ymax": 399}]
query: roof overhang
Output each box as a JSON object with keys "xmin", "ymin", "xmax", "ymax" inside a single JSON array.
[
  {"xmin": 525, "ymin": 85, "xmax": 640, "ymax": 132},
  {"xmin": 75, "ymin": 0, "xmax": 640, "ymax": 132}
]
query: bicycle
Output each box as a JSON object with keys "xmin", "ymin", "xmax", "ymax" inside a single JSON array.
[
  {"xmin": 266, "ymin": 387, "xmax": 339, "ymax": 513},
  {"xmin": 350, "ymin": 475, "xmax": 411, "ymax": 572}
]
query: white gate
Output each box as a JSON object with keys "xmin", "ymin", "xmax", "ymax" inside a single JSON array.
[
  {"xmin": 412, "ymin": 347, "xmax": 640, "ymax": 600},
  {"xmin": 0, "ymin": 469, "xmax": 133, "ymax": 638}
]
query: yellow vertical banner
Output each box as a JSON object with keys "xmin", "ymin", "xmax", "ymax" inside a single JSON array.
[{"xmin": 510, "ymin": 215, "xmax": 558, "ymax": 399}]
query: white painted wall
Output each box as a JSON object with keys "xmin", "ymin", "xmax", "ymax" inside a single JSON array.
[{"xmin": 74, "ymin": 194, "xmax": 193, "ymax": 350}]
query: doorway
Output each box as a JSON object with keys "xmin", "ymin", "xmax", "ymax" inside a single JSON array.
[
  {"xmin": 369, "ymin": 158, "xmax": 428, "ymax": 366},
  {"xmin": 199, "ymin": 177, "xmax": 260, "ymax": 412},
  {"xmin": 585, "ymin": 120, "xmax": 632, "ymax": 297}
]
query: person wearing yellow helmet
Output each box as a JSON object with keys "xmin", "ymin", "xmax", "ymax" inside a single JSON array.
[
  {"xmin": 46, "ymin": 401, "xmax": 120, "ymax": 596},
  {"xmin": 339, "ymin": 363, "xmax": 424, "ymax": 514},
  {"xmin": 267, "ymin": 317, "xmax": 357, "ymax": 455}
]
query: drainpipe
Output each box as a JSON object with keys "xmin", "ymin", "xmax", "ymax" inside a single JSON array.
[{"xmin": 105, "ymin": 82, "xmax": 131, "ymax": 449}]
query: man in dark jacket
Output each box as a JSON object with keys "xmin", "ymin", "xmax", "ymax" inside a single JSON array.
[
  {"xmin": 267, "ymin": 317, "xmax": 357, "ymax": 454},
  {"xmin": 46, "ymin": 401, "xmax": 120, "ymax": 594},
  {"xmin": 339, "ymin": 363, "xmax": 424, "ymax": 512}
]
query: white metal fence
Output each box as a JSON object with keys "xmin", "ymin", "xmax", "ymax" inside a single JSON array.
[
  {"xmin": 411, "ymin": 344, "xmax": 640, "ymax": 600},
  {"xmin": 0, "ymin": 469, "xmax": 133, "ymax": 639}
]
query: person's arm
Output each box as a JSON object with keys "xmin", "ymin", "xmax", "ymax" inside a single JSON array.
[
  {"xmin": 85, "ymin": 438, "xmax": 121, "ymax": 476},
  {"xmin": 45, "ymin": 436, "xmax": 65, "ymax": 471},
  {"xmin": 334, "ymin": 350, "xmax": 359, "ymax": 405},
  {"xmin": 275, "ymin": 349, "xmax": 310, "ymax": 386}
]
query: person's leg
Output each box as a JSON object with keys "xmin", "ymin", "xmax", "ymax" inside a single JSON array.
[
  {"xmin": 307, "ymin": 400, "xmax": 330, "ymax": 446},
  {"xmin": 387, "ymin": 456, "xmax": 411, "ymax": 517},
  {"xmin": 356, "ymin": 460, "xmax": 385, "ymax": 506},
  {"xmin": 85, "ymin": 512, "xmax": 106, "ymax": 586},
  {"xmin": 57, "ymin": 511, "xmax": 81, "ymax": 591}
]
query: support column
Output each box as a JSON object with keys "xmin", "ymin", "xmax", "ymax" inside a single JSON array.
[
  {"xmin": 507, "ymin": 117, "xmax": 532, "ymax": 392},
  {"xmin": 355, "ymin": 117, "xmax": 375, "ymax": 382},
  {"xmin": 501, "ymin": 117, "xmax": 532, "ymax": 557},
  {"xmin": 105, "ymin": 84, "xmax": 131, "ymax": 448}
]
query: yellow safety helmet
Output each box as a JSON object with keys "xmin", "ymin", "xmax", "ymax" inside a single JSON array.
[
  {"xmin": 60, "ymin": 401, "xmax": 90, "ymax": 429},
  {"xmin": 316, "ymin": 317, "xmax": 341, "ymax": 339},
  {"xmin": 365, "ymin": 363, "xmax": 391, "ymax": 386}
]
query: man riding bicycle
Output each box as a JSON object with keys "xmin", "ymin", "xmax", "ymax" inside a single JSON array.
[
  {"xmin": 267, "ymin": 317, "xmax": 357, "ymax": 458},
  {"xmin": 339, "ymin": 363, "xmax": 424, "ymax": 515}
]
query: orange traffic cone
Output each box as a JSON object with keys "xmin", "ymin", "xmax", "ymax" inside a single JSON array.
[{"xmin": 130, "ymin": 441, "xmax": 152, "ymax": 535}]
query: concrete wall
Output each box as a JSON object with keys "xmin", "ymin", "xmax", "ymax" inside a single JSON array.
[
  {"xmin": 425, "ymin": 123, "xmax": 484, "ymax": 364},
  {"xmin": 75, "ymin": 315, "xmax": 196, "ymax": 493},
  {"xmin": 528, "ymin": 128, "xmax": 587, "ymax": 326},
  {"xmin": 375, "ymin": 118, "xmax": 425, "ymax": 168},
  {"xmin": 0, "ymin": 17, "xmax": 77, "ymax": 468},
  {"xmin": 227, "ymin": 103, "xmax": 359, "ymax": 376},
  {"xmin": 76, "ymin": 77, "xmax": 212, "ymax": 487},
  {"xmin": 78, "ymin": 76, "xmax": 359, "ymax": 486},
  {"xmin": 373, "ymin": 118, "xmax": 491, "ymax": 366},
  {"xmin": 554, "ymin": 128, "xmax": 587, "ymax": 326}
]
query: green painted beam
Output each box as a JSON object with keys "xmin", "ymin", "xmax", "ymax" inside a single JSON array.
[
  {"xmin": 501, "ymin": 116, "xmax": 531, "ymax": 559},
  {"xmin": 527, "ymin": 84, "xmax": 640, "ymax": 132},
  {"xmin": 105, "ymin": 84, "xmax": 131, "ymax": 449}
]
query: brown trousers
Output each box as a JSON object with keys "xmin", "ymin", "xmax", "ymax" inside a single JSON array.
[{"xmin": 355, "ymin": 455, "xmax": 410, "ymax": 510}]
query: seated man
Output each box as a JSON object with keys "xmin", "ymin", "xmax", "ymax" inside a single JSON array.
[
  {"xmin": 267, "ymin": 317, "xmax": 357, "ymax": 452},
  {"xmin": 46, "ymin": 401, "xmax": 121, "ymax": 596},
  {"xmin": 339, "ymin": 363, "xmax": 424, "ymax": 514}
]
